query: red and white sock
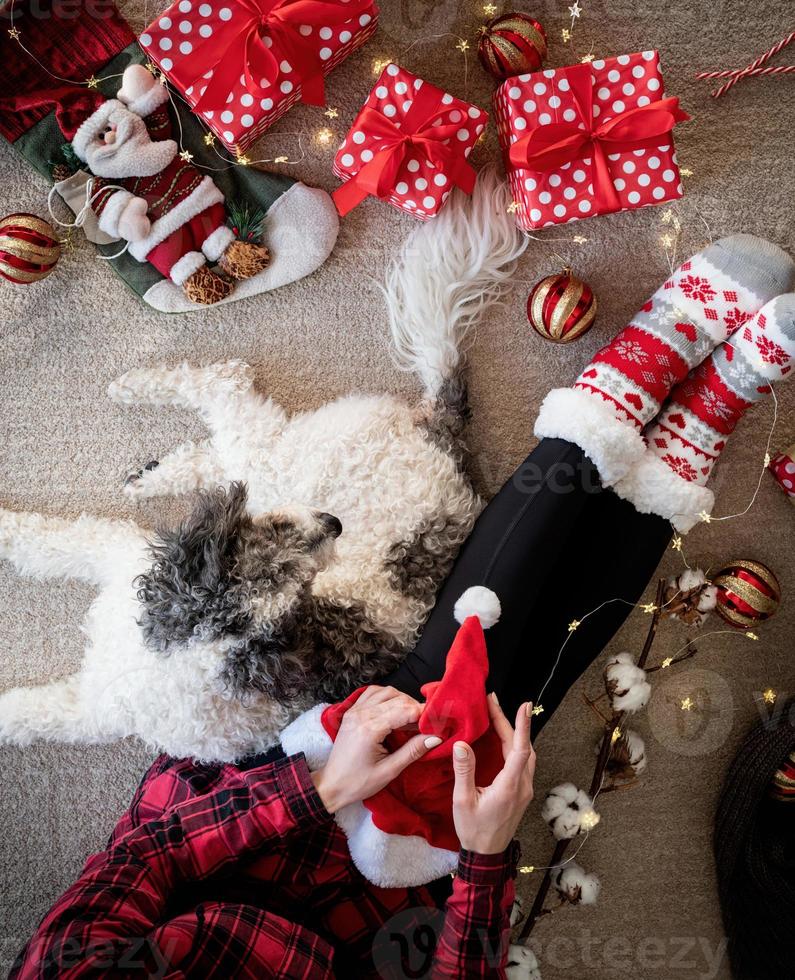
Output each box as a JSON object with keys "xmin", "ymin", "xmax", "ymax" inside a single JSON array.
[
  {"xmin": 614, "ymin": 294, "xmax": 795, "ymax": 530},
  {"xmin": 535, "ymin": 235, "xmax": 795, "ymax": 486}
]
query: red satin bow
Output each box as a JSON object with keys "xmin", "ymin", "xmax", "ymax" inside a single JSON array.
[
  {"xmin": 333, "ymin": 80, "xmax": 479, "ymax": 216},
  {"xmin": 192, "ymin": 0, "xmax": 372, "ymax": 113},
  {"xmin": 508, "ymin": 61, "xmax": 690, "ymax": 214}
]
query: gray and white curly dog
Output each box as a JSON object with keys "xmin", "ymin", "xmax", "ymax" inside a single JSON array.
[{"xmin": 0, "ymin": 171, "xmax": 526, "ymax": 761}]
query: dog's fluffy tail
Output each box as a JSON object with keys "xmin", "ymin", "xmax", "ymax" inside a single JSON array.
[{"xmin": 382, "ymin": 166, "xmax": 527, "ymax": 401}]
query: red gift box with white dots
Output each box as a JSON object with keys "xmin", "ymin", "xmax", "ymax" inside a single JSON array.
[
  {"xmin": 769, "ymin": 446, "xmax": 795, "ymax": 503},
  {"xmin": 140, "ymin": 0, "xmax": 379, "ymax": 154},
  {"xmin": 494, "ymin": 51, "xmax": 684, "ymax": 231},
  {"xmin": 333, "ymin": 64, "xmax": 488, "ymax": 220}
]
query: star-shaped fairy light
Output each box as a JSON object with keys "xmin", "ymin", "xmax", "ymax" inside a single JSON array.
[
  {"xmin": 698, "ymin": 511, "xmax": 712, "ymax": 524},
  {"xmin": 562, "ymin": 28, "xmax": 571, "ymax": 42},
  {"xmin": 568, "ymin": 619, "xmax": 581, "ymax": 632},
  {"xmin": 316, "ymin": 127, "xmax": 334, "ymax": 145},
  {"xmin": 145, "ymin": 61, "xmax": 158, "ymax": 74},
  {"xmin": 661, "ymin": 657, "xmax": 673, "ymax": 669},
  {"xmin": 203, "ymin": 132, "xmax": 216, "ymax": 146},
  {"xmin": 519, "ymin": 865, "xmax": 535, "ymax": 874},
  {"xmin": 531, "ymin": 704, "xmax": 544, "ymax": 716},
  {"xmin": 506, "ymin": 201, "xmax": 521, "ymax": 213},
  {"xmin": 680, "ymin": 696, "xmax": 695, "ymax": 711},
  {"xmin": 456, "ymin": 38, "xmax": 470, "ymax": 53},
  {"xmin": 179, "ymin": 149, "xmax": 194, "ymax": 163},
  {"xmin": 237, "ymin": 154, "xmax": 251, "ymax": 166},
  {"xmin": 762, "ymin": 688, "xmax": 777, "ymax": 705},
  {"xmin": 573, "ymin": 234, "xmax": 588, "ymax": 244},
  {"xmin": 680, "ymin": 167, "xmax": 694, "ymax": 177},
  {"xmin": 568, "ymin": 2, "xmax": 582, "ymax": 18},
  {"xmin": 745, "ymin": 632, "xmax": 759, "ymax": 641},
  {"xmin": 579, "ymin": 808, "xmax": 600, "ymax": 830},
  {"xmin": 86, "ymin": 75, "xmax": 100, "ymax": 89},
  {"xmin": 671, "ymin": 535, "xmax": 683, "ymax": 552},
  {"xmin": 641, "ymin": 603, "xmax": 658, "ymax": 614},
  {"xmin": 274, "ymin": 155, "xmax": 289, "ymax": 163},
  {"xmin": 660, "ymin": 233, "xmax": 675, "ymax": 248},
  {"xmin": 373, "ymin": 58, "xmax": 391, "ymax": 75},
  {"xmin": 324, "ymin": 107, "xmax": 339, "ymax": 119},
  {"xmin": 483, "ymin": 3, "xmax": 498, "ymax": 15},
  {"xmin": 8, "ymin": 26, "xmax": 21, "ymax": 40},
  {"xmin": 611, "ymin": 728, "xmax": 622, "ymax": 744},
  {"xmin": 581, "ymin": 53, "xmax": 595, "ymax": 63}
]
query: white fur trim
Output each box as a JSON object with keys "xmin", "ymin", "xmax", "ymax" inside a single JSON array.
[
  {"xmin": 280, "ymin": 703, "xmax": 333, "ymax": 769},
  {"xmin": 169, "ymin": 251, "xmax": 206, "ymax": 286},
  {"xmin": 454, "ymin": 586, "xmax": 501, "ymax": 628},
  {"xmin": 122, "ymin": 84, "xmax": 169, "ymax": 118},
  {"xmin": 127, "ymin": 177, "xmax": 225, "ymax": 261},
  {"xmin": 611, "ymin": 451, "xmax": 715, "ymax": 533},
  {"xmin": 534, "ymin": 387, "xmax": 647, "ymax": 486},
  {"xmin": 96, "ymin": 189, "xmax": 135, "ymax": 239},
  {"xmin": 71, "ymin": 101, "xmax": 124, "ymax": 162},
  {"xmin": 280, "ymin": 702, "xmax": 458, "ymax": 887},
  {"xmin": 336, "ymin": 799, "xmax": 458, "ymax": 888},
  {"xmin": 202, "ymin": 225, "xmax": 235, "ymax": 262}
]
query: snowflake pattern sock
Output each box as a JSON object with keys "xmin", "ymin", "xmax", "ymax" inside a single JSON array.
[
  {"xmin": 614, "ymin": 293, "xmax": 795, "ymax": 531},
  {"xmin": 535, "ymin": 235, "xmax": 795, "ymax": 486}
]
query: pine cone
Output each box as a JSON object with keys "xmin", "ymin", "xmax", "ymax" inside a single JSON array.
[
  {"xmin": 51, "ymin": 163, "xmax": 73, "ymax": 183},
  {"xmin": 218, "ymin": 240, "xmax": 270, "ymax": 281},
  {"xmin": 183, "ymin": 267, "xmax": 234, "ymax": 305}
]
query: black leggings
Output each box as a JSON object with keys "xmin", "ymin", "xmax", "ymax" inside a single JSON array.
[{"xmin": 385, "ymin": 439, "xmax": 672, "ymax": 733}]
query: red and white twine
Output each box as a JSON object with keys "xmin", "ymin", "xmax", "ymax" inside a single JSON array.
[{"xmin": 697, "ymin": 31, "xmax": 795, "ymax": 98}]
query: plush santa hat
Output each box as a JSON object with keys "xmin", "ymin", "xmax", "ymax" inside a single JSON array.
[{"xmin": 281, "ymin": 586, "xmax": 505, "ymax": 888}]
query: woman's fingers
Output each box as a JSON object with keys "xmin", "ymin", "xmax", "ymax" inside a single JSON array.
[
  {"xmin": 501, "ymin": 703, "xmax": 535, "ymax": 785},
  {"xmin": 452, "ymin": 741, "xmax": 477, "ymax": 808},
  {"xmin": 487, "ymin": 693, "xmax": 515, "ymax": 760},
  {"xmin": 382, "ymin": 732, "xmax": 440, "ymax": 779}
]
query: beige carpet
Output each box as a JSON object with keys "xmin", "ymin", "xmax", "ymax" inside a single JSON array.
[{"xmin": 1, "ymin": 1, "xmax": 794, "ymax": 976}]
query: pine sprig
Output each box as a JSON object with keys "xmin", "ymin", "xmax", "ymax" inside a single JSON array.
[{"xmin": 227, "ymin": 201, "xmax": 267, "ymax": 243}]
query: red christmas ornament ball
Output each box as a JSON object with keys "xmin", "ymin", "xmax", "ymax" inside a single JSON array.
[
  {"xmin": 527, "ymin": 268, "xmax": 597, "ymax": 343},
  {"xmin": 713, "ymin": 559, "xmax": 781, "ymax": 629},
  {"xmin": 0, "ymin": 213, "xmax": 61, "ymax": 284},
  {"xmin": 478, "ymin": 12, "xmax": 547, "ymax": 81}
]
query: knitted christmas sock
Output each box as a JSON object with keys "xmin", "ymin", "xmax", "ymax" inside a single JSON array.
[
  {"xmin": 614, "ymin": 293, "xmax": 795, "ymax": 531},
  {"xmin": 535, "ymin": 235, "xmax": 795, "ymax": 486}
]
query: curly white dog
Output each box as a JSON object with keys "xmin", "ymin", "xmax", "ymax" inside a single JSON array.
[{"xmin": 0, "ymin": 172, "xmax": 526, "ymax": 762}]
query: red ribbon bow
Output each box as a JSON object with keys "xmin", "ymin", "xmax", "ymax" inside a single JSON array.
[
  {"xmin": 190, "ymin": 0, "xmax": 372, "ymax": 113},
  {"xmin": 508, "ymin": 61, "xmax": 690, "ymax": 214},
  {"xmin": 333, "ymin": 79, "xmax": 480, "ymax": 216}
]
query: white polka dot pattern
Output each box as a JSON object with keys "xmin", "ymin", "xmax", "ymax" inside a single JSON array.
[
  {"xmin": 139, "ymin": 0, "xmax": 379, "ymax": 153},
  {"xmin": 492, "ymin": 50, "xmax": 684, "ymax": 231},
  {"xmin": 333, "ymin": 64, "xmax": 488, "ymax": 221}
]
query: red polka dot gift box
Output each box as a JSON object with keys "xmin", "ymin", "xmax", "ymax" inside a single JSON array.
[
  {"xmin": 493, "ymin": 51, "xmax": 690, "ymax": 231},
  {"xmin": 332, "ymin": 64, "xmax": 489, "ymax": 219},
  {"xmin": 140, "ymin": 0, "xmax": 379, "ymax": 154},
  {"xmin": 769, "ymin": 444, "xmax": 795, "ymax": 504}
]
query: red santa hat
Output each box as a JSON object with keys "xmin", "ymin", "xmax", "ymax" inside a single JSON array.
[{"xmin": 280, "ymin": 586, "xmax": 505, "ymax": 887}]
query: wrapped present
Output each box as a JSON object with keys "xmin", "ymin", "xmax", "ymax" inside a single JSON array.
[
  {"xmin": 332, "ymin": 64, "xmax": 488, "ymax": 219},
  {"xmin": 140, "ymin": 0, "xmax": 379, "ymax": 153},
  {"xmin": 494, "ymin": 51, "xmax": 690, "ymax": 230},
  {"xmin": 769, "ymin": 444, "xmax": 795, "ymax": 504}
]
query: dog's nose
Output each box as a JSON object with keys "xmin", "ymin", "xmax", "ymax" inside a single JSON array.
[{"xmin": 318, "ymin": 512, "xmax": 343, "ymax": 538}]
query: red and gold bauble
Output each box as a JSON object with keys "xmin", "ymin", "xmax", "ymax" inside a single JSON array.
[
  {"xmin": 527, "ymin": 268, "xmax": 597, "ymax": 343},
  {"xmin": 713, "ymin": 559, "xmax": 781, "ymax": 628},
  {"xmin": 0, "ymin": 213, "xmax": 61, "ymax": 285},
  {"xmin": 478, "ymin": 12, "xmax": 547, "ymax": 81}
]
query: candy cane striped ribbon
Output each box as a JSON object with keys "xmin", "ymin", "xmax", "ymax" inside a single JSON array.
[{"xmin": 696, "ymin": 30, "xmax": 795, "ymax": 97}]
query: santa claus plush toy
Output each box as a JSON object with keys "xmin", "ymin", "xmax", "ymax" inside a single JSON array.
[{"xmin": 66, "ymin": 65, "xmax": 269, "ymax": 305}]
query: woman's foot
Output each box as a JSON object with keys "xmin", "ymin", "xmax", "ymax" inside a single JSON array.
[
  {"xmin": 614, "ymin": 293, "xmax": 795, "ymax": 530},
  {"xmin": 534, "ymin": 235, "xmax": 795, "ymax": 486}
]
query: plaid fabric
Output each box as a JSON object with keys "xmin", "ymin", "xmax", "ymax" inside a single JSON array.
[{"xmin": 10, "ymin": 754, "xmax": 518, "ymax": 979}]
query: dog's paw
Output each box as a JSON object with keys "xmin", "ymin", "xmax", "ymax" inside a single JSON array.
[
  {"xmin": 506, "ymin": 943, "xmax": 542, "ymax": 980},
  {"xmin": 124, "ymin": 460, "xmax": 159, "ymax": 494}
]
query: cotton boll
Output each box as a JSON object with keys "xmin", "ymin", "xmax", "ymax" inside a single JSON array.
[
  {"xmin": 506, "ymin": 943, "xmax": 542, "ymax": 980},
  {"xmin": 604, "ymin": 728, "xmax": 647, "ymax": 778},
  {"xmin": 554, "ymin": 861, "xmax": 601, "ymax": 906},
  {"xmin": 542, "ymin": 784, "xmax": 599, "ymax": 839},
  {"xmin": 697, "ymin": 584, "xmax": 718, "ymax": 612},
  {"xmin": 604, "ymin": 652, "xmax": 651, "ymax": 713},
  {"xmin": 679, "ymin": 568, "xmax": 707, "ymax": 591}
]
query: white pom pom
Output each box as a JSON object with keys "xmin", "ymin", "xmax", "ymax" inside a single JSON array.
[{"xmin": 454, "ymin": 586, "xmax": 501, "ymax": 628}]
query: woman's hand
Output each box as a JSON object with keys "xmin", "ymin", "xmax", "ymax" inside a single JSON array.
[
  {"xmin": 452, "ymin": 696, "xmax": 536, "ymax": 855},
  {"xmin": 311, "ymin": 686, "xmax": 442, "ymax": 814}
]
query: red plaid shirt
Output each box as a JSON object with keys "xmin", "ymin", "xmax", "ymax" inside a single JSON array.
[{"xmin": 11, "ymin": 752, "xmax": 518, "ymax": 978}]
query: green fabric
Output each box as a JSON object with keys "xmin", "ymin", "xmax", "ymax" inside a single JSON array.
[{"xmin": 9, "ymin": 43, "xmax": 296, "ymax": 300}]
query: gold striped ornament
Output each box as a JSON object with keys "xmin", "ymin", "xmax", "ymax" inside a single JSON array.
[
  {"xmin": 527, "ymin": 268, "xmax": 597, "ymax": 343},
  {"xmin": 0, "ymin": 213, "xmax": 61, "ymax": 284},
  {"xmin": 477, "ymin": 12, "xmax": 547, "ymax": 81},
  {"xmin": 713, "ymin": 558, "xmax": 781, "ymax": 628}
]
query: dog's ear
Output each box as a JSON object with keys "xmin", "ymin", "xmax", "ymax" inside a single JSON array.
[
  {"xmin": 220, "ymin": 630, "xmax": 309, "ymax": 701},
  {"xmin": 136, "ymin": 482, "xmax": 253, "ymax": 651}
]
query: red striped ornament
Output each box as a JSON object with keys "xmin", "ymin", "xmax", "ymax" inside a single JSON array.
[
  {"xmin": 477, "ymin": 12, "xmax": 547, "ymax": 81},
  {"xmin": 527, "ymin": 269, "xmax": 597, "ymax": 343},
  {"xmin": 0, "ymin": 213, "xmax": 61, "ymax": 284},
  {"xmin": 713, "ymin": 559, "xmax": 781, "ymax": 628}
]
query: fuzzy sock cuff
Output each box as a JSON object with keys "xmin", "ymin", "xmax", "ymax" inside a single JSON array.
[
  {"xmin": 534, "ymin": 387, "xmax": 647, "ymax": 486},
  {"xmin": 611, "ymin": 451, "xmax": 715, "ymax": 532}
]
